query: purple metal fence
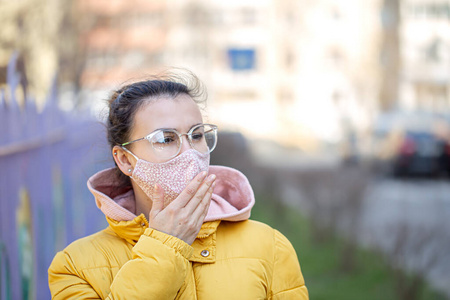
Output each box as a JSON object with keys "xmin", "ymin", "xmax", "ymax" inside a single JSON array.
[{"xmin": 0, "ymin": 54, "xmax": 111, "ymax": 300}]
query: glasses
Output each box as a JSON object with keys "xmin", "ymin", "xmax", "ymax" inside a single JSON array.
[{"xmin": 121, "ymin": 123, "xmax": 218, "ymax": 160}]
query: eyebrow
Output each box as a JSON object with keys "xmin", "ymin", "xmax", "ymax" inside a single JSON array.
[{"xmin": 155, "ymin": 123, "xmax": 203, "ymax": 132}]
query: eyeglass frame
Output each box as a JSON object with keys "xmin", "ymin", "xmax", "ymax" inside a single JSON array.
[{"xmin": 120, "ymin": 123, "xmax": 218, "ymax": 159}]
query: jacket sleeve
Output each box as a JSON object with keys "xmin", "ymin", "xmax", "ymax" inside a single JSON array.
[
  {"xmin": 269, "ymin": 230, "xmax": 309, "ymax": 300},
  {"xmin": 48, "ymin": 228, "xmax": 193, "ymax": 299}
]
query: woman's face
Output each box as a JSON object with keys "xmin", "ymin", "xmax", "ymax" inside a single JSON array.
[{"xmin": 127, "ymin": 94, "xmax": 203, "ymax": 164}]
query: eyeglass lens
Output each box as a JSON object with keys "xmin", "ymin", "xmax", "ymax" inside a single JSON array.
[{"xmin": 149, "ymin": 125, "xmax": 216, "ymax": 159}]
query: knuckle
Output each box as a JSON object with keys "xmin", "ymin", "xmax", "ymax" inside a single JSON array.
[
  {"xmin": 165, "ymin": 206, "xmax": 175, "ymax": 213},
  {"xmin": 199, "ymin": 198, "xmax": 208, "ymax": 209},
  {"xmin": 194, "ymin": 193, "xmax": 204, "ymax": 202},
  {"xmin": 187, "ymin": 219, "xmax": 197, "ymax": 230},
  {"xmin": 185, "ymin": 187, "xmax": 196, "ymax": 196},
  {"xmin": 178, "ymin": 211, "xmax": 189, "ymax": 221},
  {"xmin": 203, "ymin": 180, "xmax": 212, "ymax": 188},
  {"xmin": 184, "ymin": 221, "xmax": 192, "ymax": 230}
]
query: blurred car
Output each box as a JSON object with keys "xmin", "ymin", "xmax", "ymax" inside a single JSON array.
[
  {"xmin": 392, "ymin": 131, "xmax": 448, "ymax": 176},
  {"xmin": 369, "ymin": 111, "xmax": 450, "ymax": 177}
]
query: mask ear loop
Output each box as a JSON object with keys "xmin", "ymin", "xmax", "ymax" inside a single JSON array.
[{"xmin": 121, "ymin": 146, "xmax": 139, "ymax": 178}]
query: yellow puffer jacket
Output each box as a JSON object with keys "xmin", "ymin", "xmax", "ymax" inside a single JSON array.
[{"xmin": 48, "ymin": 166, "xmax": 308, "ymax": 299}]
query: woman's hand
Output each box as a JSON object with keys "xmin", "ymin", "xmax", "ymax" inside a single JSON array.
[{"xmin": 148, "ymin": 171, "xmax": 216, "ymax": 245}]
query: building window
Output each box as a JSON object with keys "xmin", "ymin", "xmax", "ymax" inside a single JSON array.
[
  {"xmin": 408, "ymin": 2, "xmax": 450, "ymax": 19},
  {"xmin": 285, "ymin": 48, "xmax": 295, "ymax": 71},
  {"xmin": 241, "ymin": 7, "xmax": 257, "ymax": 25},
  {"xmin": 328, "ymin": 47, "xmax": 346, "ymax": 68},
  {"xmin": 227, "ymin": 48, "xmax": 256, "ymax": 71},
  {"xmin": 277, "ymin": 88, "xmax": 294, "ymax": 106}
]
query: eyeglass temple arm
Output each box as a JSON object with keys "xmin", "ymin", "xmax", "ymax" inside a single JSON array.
[
  {"xmin": 121, "ymin": 146, "xmax": 139, "ymax": 160},
  {"xmin": 121, "ymin": 137, "xmax": 146, "ymax": 147}
]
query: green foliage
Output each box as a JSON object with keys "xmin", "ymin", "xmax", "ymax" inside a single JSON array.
[{"xmin": 250, "ymin": 194, "xmax": 446, "ymax": 300}]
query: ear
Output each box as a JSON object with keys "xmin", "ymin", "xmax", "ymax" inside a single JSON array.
[{"xmin": 112, "ymin": 146, "xmax": 136, "ymax": 177}]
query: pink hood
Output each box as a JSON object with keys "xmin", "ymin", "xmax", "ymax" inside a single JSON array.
[{"xmin": 87, "ymin": 165, "xmax": 255, "ymax": 223}]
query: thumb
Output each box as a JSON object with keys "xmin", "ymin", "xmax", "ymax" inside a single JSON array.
[{"xmin": 150, "ymin": 184, "xmax": 164, "ymax": 216}]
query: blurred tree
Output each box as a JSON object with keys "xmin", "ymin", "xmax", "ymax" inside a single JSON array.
[
  {"xmin": 0, "ymin": 0, "xmax": 93, "ymax": 107},
  {"xmin": 294, "ymin": 165, "xmax": 371, "ymax": 272},
  {"xmin": 0, "ymin": 0, "xmax": 60, "ymax": 105},
  {"xmin": 56, "ymin": 0, "xmax": 94, "ymax": 108},
  {"xmin": 379, "ymin": 222, "xmax": 450, "ymax": 300}
]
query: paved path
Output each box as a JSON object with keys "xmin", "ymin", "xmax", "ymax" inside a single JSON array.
[{"xmin": 360, "ymin": 178, "xmax": 450, "ymax": 297}]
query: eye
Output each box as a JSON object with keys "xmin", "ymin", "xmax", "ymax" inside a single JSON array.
[
  {"xmin": 191, "ymin": 132, "xmax": 204, "ymax": 141},
  {"xmin": 151, "ymin": 131, "xmax": 177, "ymax": 145},
  {"xmin": 160, "ymin": 137, "xmax": 175, "ymax": 144}
]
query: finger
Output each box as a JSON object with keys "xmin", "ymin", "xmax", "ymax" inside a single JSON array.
[
  {"xmin": 170, "ymin": 171, "xmax": 208, "ymax": 209},
  {"xmin": 150, "ymin": 183, "xmax": 164, "ymax": 216},
  {"xmin": 191, "ymin": 183, "xmax": 215, "ymax": 226},
  {"xmin": 183, "ymin": 174, "xmax": 216, "ymax": 212},
  {"xmin": 191, "ymin": 181, "xmax": 215, "ymax": 219},
  {"xmin": 201, "ymin": 183, "xmax": 214, "ymax": 217}
]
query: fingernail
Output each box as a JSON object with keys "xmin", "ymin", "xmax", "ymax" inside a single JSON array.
[
  {"xmin": 207, "ymin": 174, "xmax": 216, "ymax": 182},
  {"xmin": 199, "ymin": 171, "xmax": 207, "ymax": 179},
  {"xmin": 154, "ymin": 184, "xmax": 159, "ymax": 191}
]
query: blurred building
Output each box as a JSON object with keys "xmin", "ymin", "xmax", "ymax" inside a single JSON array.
[
  {"xmin": 399, "ymin": 0, "xmax": 450, "ymax": 113},
  {"xmin": 77, "ymin": 0, "xmax": 168, "ymax": 88},
  {"xmin": 188, "ymin": 0, "xmax": 384, "ymax": 150},
  {"xmin": 68, "ymin": 0, "xmax": 386, "ymax": 151},
  {"xmin": 0, "ymin": 0, "xmax": 384, "ymax": 151},
  {"xmin": 3, "ymin": 0, "xmax": 449, "ymax": 152}
]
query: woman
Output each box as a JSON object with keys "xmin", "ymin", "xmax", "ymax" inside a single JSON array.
[{"xmin": 48, "ymin": 72, "xmax": 308, "ymax": 299}]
